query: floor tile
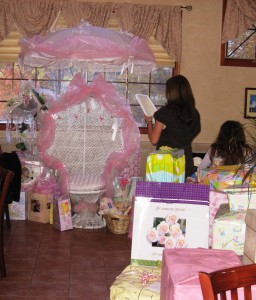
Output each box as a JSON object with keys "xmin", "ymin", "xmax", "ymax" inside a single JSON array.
[{"xmin": 2, "ymin": 220, "xmax": 131, "ymax": 299}]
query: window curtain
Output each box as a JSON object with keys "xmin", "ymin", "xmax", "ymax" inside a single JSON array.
[
  {"xmin": 222, "ymin": 0, "xmax": 256, "ymax": 43},
  {"xmin": 116, "ymin": 3, "xmax": 182, "ymax": 63},
  {"xmin": 0, "ymin": 0, "xmax": 15, "ymax": 41},
  {"xmin": 6, "ymin": 0, "xmax": 62, "ymax": 38},
  {"xmin": 62, "ymin": 1, "xmax": 113, "ymax": 27}
]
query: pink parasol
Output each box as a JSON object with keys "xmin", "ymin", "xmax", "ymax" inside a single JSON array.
[{"xmin": 19, "ymin": 22, "xmax": 156, "ymax": 74}]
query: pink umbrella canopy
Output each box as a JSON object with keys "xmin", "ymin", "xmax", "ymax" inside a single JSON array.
[{"xmin": 19, "ymin": 22, "xmax": 156, "ymax": 74}]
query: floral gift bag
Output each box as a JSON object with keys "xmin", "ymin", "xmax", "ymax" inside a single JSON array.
[
  {"xmin": 131, "ymin": 182, "xmax": 210, "ymax": 266},
  {"xmin": 53, "ymin": 194, "xmax": 73, "ymax": 231}
]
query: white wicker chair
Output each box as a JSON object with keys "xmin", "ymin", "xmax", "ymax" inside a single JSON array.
[
  {"xmin": 36, "ymin": 74, "xmax": 140, "ymax": 229},
  {"xmin": 46, "ymin": 98, "xmax": 128, "ymax": 228}
]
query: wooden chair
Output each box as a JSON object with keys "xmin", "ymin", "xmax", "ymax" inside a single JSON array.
[
  {"xmin": 0, "ymin": 167, "xmax": 14, "ymax": 277},
  {"xmin": 199, "ymin": 264, "xmax": 256, "ymax": 300}
]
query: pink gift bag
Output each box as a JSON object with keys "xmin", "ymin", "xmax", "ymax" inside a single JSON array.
[{"xmin": 53, "ymin": 195, "xmax": 73, "ymax": 231}]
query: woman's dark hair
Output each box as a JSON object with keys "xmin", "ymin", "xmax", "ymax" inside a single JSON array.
[
  {"xmin": 165, "ymin": 75, "xmax": 196, "ymax": 125},
  {"xmin": 210, "ymin": 120, "xmax": 252, "ymax": 165}
]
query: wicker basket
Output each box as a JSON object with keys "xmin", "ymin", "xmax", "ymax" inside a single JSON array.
[{"xmin": 104, "ymin": 213, "xmax": 130, "ymax": 234}]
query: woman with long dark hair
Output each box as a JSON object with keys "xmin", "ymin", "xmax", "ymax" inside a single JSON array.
[
  {"xmin": 198, "ymin": 120, "xmax": 253, "ymax": 171},
  {"xmin": 145, "ymin": 75, "xmax": 201, "ymax": 178}
]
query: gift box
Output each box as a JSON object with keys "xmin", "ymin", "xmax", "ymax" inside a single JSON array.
[
  {"xmin": 53, "ymin": 195, "xmax": 73, "ymax": 231},
  {"xmin": 28, "ymin": 192, "xmax": 52, "ymax": 223},
  {"xmin": 131, "ymin": 182, "xmax": 210, "ymax": 266},
  {"xmin": 243, "ymin": 253, "xmax": 254, "ymax": 265},
  {"xmin": 17, "ymin": 151, "xmax": 46, "ymax": 191},
  {"xmin": 243, "ymin": 209, "xmax": 256, "ymax": 263},
  {"xmin": 160, "ymin": 248, "xmax": 242, "ymax": 300},
  {"xmin": 225, "ymin": 187, "xmax": 256, "ymax": 211},
  {"xmin": 7, "ymin": 192, "xmax": 27, "ymax": 220},
  {"xmin": 198, "ymin": 166, "xmax": 250, "ymax": 191},
  {"xmin": 212, "ymin": 203, "xmax": 246, "ymax": 255},
  {"xmin": 110, "ymin": 264, "xmax": 161, "ymax": 300},
  {"xmin": 208, "ymin": 190, "xmax": 229, "ymax": 247},
  {"xmin": 146, "ymin": 148, "xmax": 185, "ymax": 183}
]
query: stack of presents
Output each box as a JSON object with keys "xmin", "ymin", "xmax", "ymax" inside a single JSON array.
[
  {"xmin": 110, "ymin": 147, "xmax": 256, "ymax": 300},
  {"xmin": 8, "ymin": 148, "xmax": 142, "ymax": 231},
  {"xmin": 7, "ymin": 147, "xmax": 256, "ymax": 298},
  {"xmin": 8, "ymin": 150, "xmax": 73, "ymax": 231}
]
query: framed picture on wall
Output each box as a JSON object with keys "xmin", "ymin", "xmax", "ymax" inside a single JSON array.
[{"xmin": 244, "ymin": 88, "xmax": 256, "ymax": 118}]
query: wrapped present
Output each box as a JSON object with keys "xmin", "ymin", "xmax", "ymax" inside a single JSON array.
[
  {"xmin": 53, "ymin": 195, "xmax": 73, "ymax": 231},
  {"xmin": 198, "ymin": 166, "xmax": 251, "ymax": 191},
  {"xmin": 7, "ymin": 192, "xmax": 27, "ymax": 220},
  {"xmin": 212, "ymin": 203, "xmax": 246, "ymax": 255},
  {"xmin": 225, "ymin": 186, "xmax": 256, "ymax": 211},
  {"xmin": 110, "ymin": 264, "xmax": 161, "ymax": 300},
  {"xmin": 208, "ymin": 190, "xmax": 229, "ymax": 247},
  {"xmin": 131, "ymin": 182, "xmax": 210, "ymax": 266},
  {"xmin": 146, "ymin": 148, "xmax": 185, "ymax": 183},
  {"xmin": 28, "ymin": 192, "xmax": 52, "ymax": 223},
  {"xmin": 160, "ymin": 248, "xmax": 242, "ymax": 300},
  {"xmin": 244, "ymin": 209, "xmax": 256, "ymax": 263},
  {"xmin": 17, "ymin": 150, "xmax": 47, "ymax": 191},
  {"xmin": 243, "ymin": 254, "xmax": 254, "ymax": 265}
]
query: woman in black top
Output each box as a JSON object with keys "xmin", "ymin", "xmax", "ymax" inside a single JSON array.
[{"xmin": 145, "ymin": 75, "xmax": 201, "ymax": 178}]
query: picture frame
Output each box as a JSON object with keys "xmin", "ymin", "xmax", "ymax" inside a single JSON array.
[{"xmin": 244, "ymin": 88, "xmax": 256, "ymax": 118}]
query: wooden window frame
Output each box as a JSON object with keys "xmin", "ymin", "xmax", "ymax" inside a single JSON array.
[{"xmin": 220, "ymin": 0, "xmax": 256, "ymax": 68}]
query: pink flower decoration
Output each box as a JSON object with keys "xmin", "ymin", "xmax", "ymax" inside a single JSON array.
[
  {"xmin": 157, "ymin": 221, "xmax": 169, "ymax": 235},
  {"xmin": 147, "ymin": 228, "xmax": 158, "ymax": 243}
]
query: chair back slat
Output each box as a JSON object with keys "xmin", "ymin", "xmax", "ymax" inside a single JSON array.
[
  {"xmin": 0, "ymin": 167, "xmax": 14, "ymax": 277},
  {"xmin": 220, "ymin": 292, "xmax": 228, "ymax": 300},
  {"xmin": 199, "ymin": 264, "xmax": 256, "ymax": 300},
  {"xmin": 0, "ymin": 168, "xmax": 13, "ymax": 212}
]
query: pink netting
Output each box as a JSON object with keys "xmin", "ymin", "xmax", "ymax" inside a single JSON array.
[
  {"xmin": 19, "ymin": 23, "xmax": 156, "ymax": 74},
  {"xmin": 37, "ymin": 73, "xmax": 140, "ymax": 196}
]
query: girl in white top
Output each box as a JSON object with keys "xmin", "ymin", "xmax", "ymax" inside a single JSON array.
[{"xmin": 198, "ymin": 120, "xmax": 253, "ymax": 172}]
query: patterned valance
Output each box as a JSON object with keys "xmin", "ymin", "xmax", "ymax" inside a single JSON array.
[{"xmin": 0, "ymin": 0, "xmax": 182, "ymax": 63}]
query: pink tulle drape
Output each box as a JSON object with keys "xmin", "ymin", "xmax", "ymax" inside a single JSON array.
[
  {"xmin": 37, "ymin": 73, "xmax": 140, "ymax": 196},
  {"xmin": 19, "ymin": 24, "xmax": 156, "ymax": 74}
]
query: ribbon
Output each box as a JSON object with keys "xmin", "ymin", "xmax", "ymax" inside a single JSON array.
[{"xmin": 139, "ymin": 271, "xmax": 159, "ymax": 285}]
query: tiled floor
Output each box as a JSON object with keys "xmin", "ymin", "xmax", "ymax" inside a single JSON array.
[{"xmin": 1, "ymin": 220, "xmax": 132, "ymax": 299}]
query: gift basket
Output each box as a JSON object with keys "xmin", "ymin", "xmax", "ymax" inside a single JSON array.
[
  {"xmin": 104, "ymin": 212, "xmax": 130, "ymax": 234},
  {"xmin": 100, "ymin": 177, "xmax": 134, "ymax": 234},
  {"xmin": 100, "ymin": 198, "xmax": 132, "ymax": 234}
]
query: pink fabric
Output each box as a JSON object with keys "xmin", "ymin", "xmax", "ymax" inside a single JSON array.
[
  {"xmin": 209, "ymin": 191, "xmax": 229, "ymax": 247},
  {"xmin": 32, "ymin": 176, "xmax": 60, "ymax": 194},
  {"xmin": 37, "ymin": 73, "xmax": 140, "ymax": 196},
  {"xmin": 19, "ymin": 24, "xmax": 156, "ymax": 73},
  {"xmin": 120, "ymin": 150, "xmax": 141, "ymax": 179},
  {"xmin": 160, "ymin": 248, "xmax": 242, "ymax": 300}
]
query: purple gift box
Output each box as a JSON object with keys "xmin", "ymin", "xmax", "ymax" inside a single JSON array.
[{"xmin": 135, "ymin": 182, "xmax": 210, "ymax": 205}]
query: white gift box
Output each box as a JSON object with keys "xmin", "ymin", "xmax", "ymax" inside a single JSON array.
[
  {"xmin": 208, "ymin": 190, "xmax": 229, "ymax": 247},
  {"xmin": 8, "ymin": 192, "xmax": 27, "ymax": 220},
  {"xmin": 27, "ymin": 192, "xmax": 52, "ymax": 223},
  {"xmin": 131, "ymin": 182, "xmax": 210, "ymax": 266},
  {"xmin": 212, "ymin": 204, "xmax": 246, "ymax": 255}
]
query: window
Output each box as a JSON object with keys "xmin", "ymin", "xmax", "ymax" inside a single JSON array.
[
  {"xmin": 221, "ymin": 0, "xmax": 256, "ymax": 67},
  {"xmin": 0, "ymin": 62, "xmax": 174, "ymax": 131}
]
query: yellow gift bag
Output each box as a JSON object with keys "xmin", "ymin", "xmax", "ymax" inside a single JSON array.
[{"xmin": 146, "ymin": 148, "xmax": 185, "ymax": 182}]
